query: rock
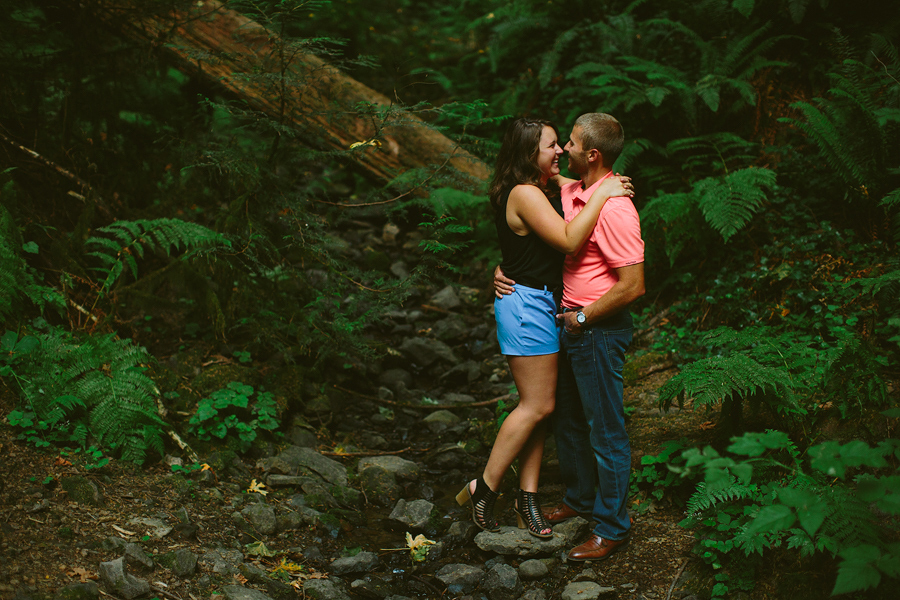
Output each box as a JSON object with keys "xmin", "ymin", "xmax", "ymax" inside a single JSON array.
[
  {"xmin": 266, "ymin": 474, "xmax": 318, "ymax": 488},
  {"xmin": 237, "ymin": 564, "xmax": 295, "ymax": 600},
  {"xmin": 98, "ymin": 557, "xmax": 150, "ymax": 600},
  {"xmin": 60, "ymin": 477, "xmax": 103, "ymax": 506},
  {"xmin": 430, "ymin": 285, "xmax": 461, "ymax": 309},
  {"xmin": 521, "ymin": 590, "xmax": 548, "ymax": 600},
  {"xmin": 560, "ymin": 581, "xmax": 616, "ymax": 599},
  {"xmin": 124, "ymin": 543, "xmax": 154, "ymax": 570},
  {"xmin": 358, "ymin": 469, "xmax": 400, "ymax": 507},
  {"xmin": 398, "ymin": 337, "xmax": 459, "ymax": 368},
  {"xmin": 518, "ymin": 559, "xmax": 549, "ymax": 580},
  {"xmin": 422, "ymin": 409, "xmax": 461, "ymax": 433},
  {"xmin": 439, "ymin": 361, "xmax": 483, "ymax": 385},
  {"xmin": 431, "ymin": 316, "xmax": 468, "ymax": 342},
  {"xmin": 350, "ymin": 577, "xmax": 394, "ymax": 599},
  {"xmin": 242, "ymin": 503, "xmax": 276, "ymax": 535},
  {"xmin": 331, "ymin": 551, "xmax": 381, "ymax": 575},
  {"xmin": 289, "ymin": 426, "xmax": 318, "ymax": 448},
  {"xmin": 424, "ymin": 443, "xmax": 470, "ymax": 470},
  {"xmin": 52, "ymin": 582, "xmax": 99, "ymax": 600},
  {"xmin": 435, "ymin": 563, "xmax": 484, "ymax": 595},
  {"xmin": 378, "ymin": 369, "xmax": 412, "ymax": 392},
  {"xmin": 445, "ymin": 520, "xmax": 479, "ymax": 544},
  {"xmin": 127, "ymin": 517, "xmax": 172, "ymax": 538},
  {"xmin": 390, "ymin": 261, "xmax": 409, "ymax": 279},
  {"xmin": 221, "ymin": 585, "xmax": 275, "ymax": 600},
  {"xmin": 473, "ymin": 517, "xmax": 590, "ymax": 556},
  {"xmin": 276, "ymin": 511, "xmax": 304, "ymax": 531},
  {"xmin": 442, "ymin": 392, "xmax": 476, "ymax": 405},
  {"xmin": 263, "ymin": 446, "xmax": 349, "ymax": 486},
  {"xmin": 357, "ymin": 456, "xmax": 420, "ymax": 480},
  {"xmin": 303, "ymin": 578, "xmax": 352, "ymax": 600},
  {"xmin": 157, "ymin": 549, "xmax": 197, "ymax": 577},
  {"xmin": 482, "ymin": 563, "xmax": 523, "ymax": 600},
  {"xmin": 100, "ymin": 536, "xmax": 127, "ymax": 552},
  {"xmin": 199, "ymin": 548, "xmax": 244, "ymax": 575},
  {"xmin": 388, "ymin": 499, "xmax": 436, "ymax": 530},
  {"xmin": 359, "ymin": 431, "xmax": 389, "ymax": 449},
  {"xmin": 572, "ymin": 567, "xmax": 598, "ymax": 582}
]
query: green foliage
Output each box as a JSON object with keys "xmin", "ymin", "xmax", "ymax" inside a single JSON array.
[
  {"xmin": 672, "ymin": 429, "xmax": 900, "ymax": 597},
  {"xmin": 2, "ymin": 325, "xmax": 164, "ymax": 463},
  {"xmin": 630, "ymin": 439, "xmax": 695, "ymax": 512},
  {"xmin": 85, "ymin": 218, "xmax": 231, "ymax": 297},
  {"xmin": 188, "ymin": 382, "xmax": 281, "ymax": 453}
]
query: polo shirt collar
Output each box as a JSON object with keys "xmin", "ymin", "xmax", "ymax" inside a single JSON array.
[{"xmin": 571, "ymin": 172, "xmax": 614, "ymax": 205}]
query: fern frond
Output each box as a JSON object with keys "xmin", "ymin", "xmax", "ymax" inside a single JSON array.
[
  {"xmin": 85, "ymin": 218, "xmax": 230, "ymax": 294},
  {"xmin": 695, "ymin": 167, "xmax": 776, "ymax": 241},
  {"xmin": 659, "ymin": 353, "xmax": 794, "ymax": 411},
  {"xmin": 686, "ymin": 477, "xmax": 758, "ymax": 515}
]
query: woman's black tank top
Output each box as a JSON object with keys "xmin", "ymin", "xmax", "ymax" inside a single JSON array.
[{"xmin": 495, "ymin": 187, "xmax": 564, "ymax": 289}]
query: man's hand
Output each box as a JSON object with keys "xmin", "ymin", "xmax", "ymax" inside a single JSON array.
[
  {"xmin": 493, "ymin": 266, "xmax": 516, "ymax": 299},
  {"xmin": 556, "ymin": 311, "xmax": 583, "ymax": 335}
]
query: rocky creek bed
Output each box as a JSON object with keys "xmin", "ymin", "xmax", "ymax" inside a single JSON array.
[{"xmin": 0, "ymin": 222, "xmax": 719, "ymax": 600}]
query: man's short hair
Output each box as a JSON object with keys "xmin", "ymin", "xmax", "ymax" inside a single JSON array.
[{"xmin": 575, "ymin": 113, "xmax": 624, "ymax": 168}]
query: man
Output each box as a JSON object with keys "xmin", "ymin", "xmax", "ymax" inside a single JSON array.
[{"xmin": 495, "ymin": 113, "xmax": 645, "ymax": 561}]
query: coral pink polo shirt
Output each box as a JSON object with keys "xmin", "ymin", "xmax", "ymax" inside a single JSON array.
[{"xmin": 561, "ymin": 173, "xmax": 644, "ymax": 309}]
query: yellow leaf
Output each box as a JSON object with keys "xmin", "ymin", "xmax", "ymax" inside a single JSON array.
[
  {"xmin": 248, "ymin": 479, "xmax": 268, "ymax": 496},
  {"xmin": 349, "ymin": 139, "xmax": 382, "ymax": 150},
  {"xmin": 405, "ymin": 532, "xmax": 435, "ymax": 562}
]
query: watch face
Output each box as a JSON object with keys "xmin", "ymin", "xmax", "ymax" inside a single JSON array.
[{"xmin": 576, "ymin": 311, "xmax": 586, "ymax": 324}]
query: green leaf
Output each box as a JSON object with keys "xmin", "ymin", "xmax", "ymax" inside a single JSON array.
[
  {"xmin": 747, "ymin": 504, "xmax": 795, "ymax": 534},
  {"xmin": 22, "ymin": 241, "xmax": 38, "ymax": 254}
]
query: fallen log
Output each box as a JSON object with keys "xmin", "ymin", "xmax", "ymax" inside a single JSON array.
[{"xmin": 81, "ymin": 0, "xmax": 490, "ymax": 190}]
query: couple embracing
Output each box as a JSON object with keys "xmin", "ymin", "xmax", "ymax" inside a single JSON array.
[{"xmin": 458, "ymin": 113, "xmax": 645, "ymax": 562}]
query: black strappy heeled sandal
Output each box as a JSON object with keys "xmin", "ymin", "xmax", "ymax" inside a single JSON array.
[
  {"xmin": 456, "ymin": 477, "xmax": 500, "ymax": 532},
  {"xmin": 514, "ymin": 488, "xmax": 553, "ymax": 538}
]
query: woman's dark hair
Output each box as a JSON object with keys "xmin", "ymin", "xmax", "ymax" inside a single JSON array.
[{"xmin": 489, "ymin": 118, "xmax": 559, "ymax": 211}]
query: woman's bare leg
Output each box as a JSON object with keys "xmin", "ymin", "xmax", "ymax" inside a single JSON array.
[{"xmin": 479, "ymin": 353, "xmax": 557, "ymax": 492}]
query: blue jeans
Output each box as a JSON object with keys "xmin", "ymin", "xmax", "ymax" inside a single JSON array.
[{"xmin": 555, "ymin": 310, "xmax": 633, "ymax": 541}]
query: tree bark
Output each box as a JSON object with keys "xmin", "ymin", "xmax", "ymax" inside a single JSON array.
[{"xmin": 82, "ymin": 0, "xmax": 490, "ymax": 189}]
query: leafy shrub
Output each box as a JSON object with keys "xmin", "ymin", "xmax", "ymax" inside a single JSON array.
[
  {"xmin": 188, "ymin": 382, "xmax": 281, "ymax": 453},
  {"xmin": 672, "ymin": 429, "xmax": 900, "ymax": 597}
]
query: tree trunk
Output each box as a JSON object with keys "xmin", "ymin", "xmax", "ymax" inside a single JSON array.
[{"xmin": 82, "ymin": 0, "xmax": 490, "ymax": 189}]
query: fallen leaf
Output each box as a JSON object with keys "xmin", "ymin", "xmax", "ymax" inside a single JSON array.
[
  {"xmin": 66, "ymin": 567, "xmax": 98, "ymax": 583},
  {"xmin": 111, "ymin": 524, "xmax": 137, "ymax": 536},
  {"xmin": 698, "ymin": 421, "xmax": 716, "ymax": 430},
  {"xmin": 248, "ymin": 479, "xmax": 268, "ymax": 496},
  {"xmin": 406, "ymin": 532, "xmax": 436, "ymax": 562},
  {"xmin": 244, "ymin": 541, "xmax": 277, "ymax": 557}
]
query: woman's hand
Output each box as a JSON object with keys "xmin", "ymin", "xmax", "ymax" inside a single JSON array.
[{"xmin": 591, "ymin": 174, "xmax": 634, "ymax": 202}]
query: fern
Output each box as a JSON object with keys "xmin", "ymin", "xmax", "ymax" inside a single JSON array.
[
  {"xmin": 660, "ymin": 353, "xmax": 796, "ymax": 414},
  {"xmin": 685, "ymin": 477, "xmax": 760, "ymax": 516},
  {"xmin": 85, "ymin": 218, "xmax": 231, "ymax": 295},
  {"xmin": 695, "ymin": 167, "xmax": 776, "ymax": 241},
  {"xmin": 0, "ymin": 179, "xmax": 64, "ymax": 320},
  {"xmin": 7, "ymin": 326, "xmax": 164, "ymax": 463}
]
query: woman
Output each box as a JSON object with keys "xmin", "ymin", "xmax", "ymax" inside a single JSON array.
[{"xmin": 456, "ymin": 118, "xmax": 633, "ymax": 537}]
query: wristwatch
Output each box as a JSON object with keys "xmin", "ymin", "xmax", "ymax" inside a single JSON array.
[{"xmin": 575, "ymin": 311, "xmax": 587, "ymax": 325}]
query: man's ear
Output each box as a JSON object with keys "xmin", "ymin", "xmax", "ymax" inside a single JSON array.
[{"xmin": 588, "ymin": 149, "xmax": 602, "ymax": 165}]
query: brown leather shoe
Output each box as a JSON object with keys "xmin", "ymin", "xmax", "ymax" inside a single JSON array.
[
  {"xmin": 567, "ymin": 534, "xmax": 629, "ymax": 562},
  {"xmin": 541, "ymin": 502, "xmax": 590, "ymax": 524}
]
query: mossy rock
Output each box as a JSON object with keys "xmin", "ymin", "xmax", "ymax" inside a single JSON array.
[
  {"xmin": 190, "ymin": 363, "xmax": 262, "ymax": 397},
  {"xmin": 623, "ymin": 351, "xmax": 668, "ymax": 386},
  {"xmin": 61, "ymin": 476, "xmax": 104, "ymax": 506}
]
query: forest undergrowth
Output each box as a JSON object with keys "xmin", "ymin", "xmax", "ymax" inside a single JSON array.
[{"xmin": 2, "ymin": 1, "xmax": 900, "ymax": 598}]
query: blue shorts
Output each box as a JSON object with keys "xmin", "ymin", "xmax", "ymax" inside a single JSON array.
[{"xmin": 494, "ymin": 286, "xmax": 560, "ymax": 356}]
